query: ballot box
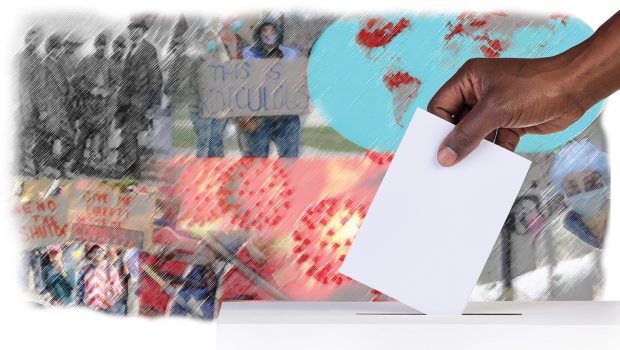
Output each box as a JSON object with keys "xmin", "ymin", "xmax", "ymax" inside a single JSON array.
[{"xmin": 217, "ymin": 301, "xmax": 619, "ymax": 350}]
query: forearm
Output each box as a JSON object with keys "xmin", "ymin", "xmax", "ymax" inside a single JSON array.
[{"xmin": 562, "ymin": 11, "xmax": 620, "ymax": 109}]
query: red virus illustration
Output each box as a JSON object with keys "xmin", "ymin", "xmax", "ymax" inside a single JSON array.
[
  {"xmin": 285, "ymin": 196, "xmax": 369, "ymax": 298},
  {"xmin": 229, "ymin": 158, "xmax": 294, "ymax": 233},
  {"xmin": 175, "ymin": 159, "xmax": 239, "ymax": 228}
]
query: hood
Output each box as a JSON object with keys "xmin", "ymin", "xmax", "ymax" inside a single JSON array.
[{"xmin": 252, "ymin": 18, "xmax": 284, "ymax": 48}]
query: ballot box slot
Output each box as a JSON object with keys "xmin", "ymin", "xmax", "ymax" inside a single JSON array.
[{"xmin": 356, "ymin": 313, "xmax": 523, "ymax": 316}]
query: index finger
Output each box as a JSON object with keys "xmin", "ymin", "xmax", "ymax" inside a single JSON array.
[{"xmin": 427, "ymin": 62, "xmax": 479, "ymax": 123}]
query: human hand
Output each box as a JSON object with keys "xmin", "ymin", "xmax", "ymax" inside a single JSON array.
[
  {"xmin": 428, "ymin": 55, "xmax": 589, "ymax": 167},
  {"xmin": 429, "ymin": 11, "xmax": 620, "ymax": 167}
]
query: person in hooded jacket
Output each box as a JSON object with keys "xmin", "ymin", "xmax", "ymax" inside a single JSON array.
[
  {"xmin": 550, "ymin": 140, "xmax": 610, "ymax": 249},
  {"xmin": 241, "ymin": 19, "xmax": 301, "ymax": 158}
]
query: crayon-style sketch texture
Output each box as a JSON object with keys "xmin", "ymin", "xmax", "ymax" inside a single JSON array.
[{"xmin": 12, "ymin": 11, "xmax": 609, "ymax": 320}]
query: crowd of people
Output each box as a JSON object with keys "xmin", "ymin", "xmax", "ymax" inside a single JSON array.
[
  {"xmin": 16, "ymin": 15, "xmax": 308, "ymax": 180},
  {"xmin": 164, "ymin": 16, "xmax": 304, "ymax": 158},
  {"xmin": 16, "ymin": 18, "xmax": 163, "ymax": 179},
  {"xmin": 24, "ymin": 243, "xmax": 140, "ymax": 315}
]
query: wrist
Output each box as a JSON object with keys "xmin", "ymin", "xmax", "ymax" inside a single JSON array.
[{"xmin": 554, "ymin": 33, "xmax": 616, "ymax": 111}]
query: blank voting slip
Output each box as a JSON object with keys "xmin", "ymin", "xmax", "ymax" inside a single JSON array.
[{"xmin": 340, "ymin": 108, "xmax": 531, "ymax": 315}]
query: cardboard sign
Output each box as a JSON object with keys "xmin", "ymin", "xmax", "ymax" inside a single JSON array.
[
  {"xmin": 15, "ymin": 196, "xmax": 70, "ymax": 249},
  {"xmin": 71, "ymin": 223, "xmax": 145, "ymax": 248},
  {"xmin": 198, "ymin": 58, "xmax": 309, "ymax": 118},
  {"xmin": 70, "ymin": 185, "xmax": 154, "ymax": 248}
]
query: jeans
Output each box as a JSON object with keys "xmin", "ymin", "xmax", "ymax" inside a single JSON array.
[
  {"xmin": 246, "ymin": 115, "xmax": 300, "ymax": 158},
  {"xmin": 190, "ymin": 112, "xmax": 228, "ymax": 158}
]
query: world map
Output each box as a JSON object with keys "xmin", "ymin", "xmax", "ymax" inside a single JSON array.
[{"xmin": 308, "ymin": 12, "xmax": 604, "ymax": 153}]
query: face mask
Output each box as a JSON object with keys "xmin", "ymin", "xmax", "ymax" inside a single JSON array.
[
  {"xmin": 231, "ymin": 20, "xmax": 242, "ymax": 33},
  {"xmin": 564, "ymin": 186, "xmax": 609, "ymax": 218},
  {"xmin": 206, "ymin": 40, "xmax": 219, "ymax": 54},
  {"xmin": 261, "ymin": 33, "xmax": 278, "ymax": 46}
]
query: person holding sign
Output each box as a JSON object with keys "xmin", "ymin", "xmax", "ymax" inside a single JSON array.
[
  {"xmin": 166, "ymin": 26, "xmax": 231, "ymax": 158},
  {"xmin": 241, "ymin": 18, "xmax": 301, "ymax": 158}
]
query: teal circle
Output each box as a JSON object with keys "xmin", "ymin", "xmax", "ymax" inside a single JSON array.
[{"xmin": 308, "ymin": 15, "xmax": 603, "ymax": 153}]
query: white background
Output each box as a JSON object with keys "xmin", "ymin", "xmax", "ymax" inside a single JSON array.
[{"xmin": 1, "ymin": 0, "xmax": 618, "ymax": 348}]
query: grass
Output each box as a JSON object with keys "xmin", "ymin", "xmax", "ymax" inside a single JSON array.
[
  {"xmin": 174, "ymin": 127, "xmax": 197, "ymax": 148},
  {"xmin": 301, "ymin": 126, "xmax": 365, "ymax": 153},
  {"xmin": 173, "ymin": 124, "xmax": 365, "ymax": 154}
]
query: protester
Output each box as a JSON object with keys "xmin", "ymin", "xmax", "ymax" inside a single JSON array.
[
  {"xmin": 60, "ymin": 32, "xmax": 85, "ymax": 81},
  {"xmin": 82, "ymin": 246, "xmax": 124, "ymax": 311},
  {"xmin": 107, "ymin": 247, "xmax": 131, "ymax": 315},
  {"xmin": 241, "ymin": 18, "xmax": 301, "ymax": 158},
  {"xmin": 108, "ymin": 36, "xmax": 127, "ymax": 91},
  {"xmin": 42, "ymin": 245, "xmax": 75, "ymax": 305},
  {"xmin": 75, "ymin": 244, "xmax": 97, "ymax": 306},
  {"xmin": 72, "ymin": 33, "xmax": 113, "ymax": 172},
  {"xmin": 16, "ymin": 26, "xmax": 44, "ymax": 174},
  {"xmin": 164, "ymin": 36, "xmax": 198, "ymax": 152},
  {"xmin": 116, "ymin": 17, "xmax": 162, "ymax": 177},
  {"xmin": 39, "ymin": 34, "xmax": 74, "ymax": 176},
  {"xmin": 168, "ymin": 26, "xmax": 231, "ymax": 158},
  {"xmin": 551, "ymin": 141, "xmax": 609, "ymax": 249}
]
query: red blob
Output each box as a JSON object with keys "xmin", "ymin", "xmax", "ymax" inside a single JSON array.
[
  {"xmin": 356, "ymin": 17, "xmax": 412, "ymax": 49},
  {"xmin": 382, "ymin": 71, "xmax": 421, "ymax": 92},
  {"xmin": 364, "ymin": 150, "xmax": 394, "ymax": 166},
  {"xmin": 444, "ymin": 12, "xmax": 507, "ymax": 59}
]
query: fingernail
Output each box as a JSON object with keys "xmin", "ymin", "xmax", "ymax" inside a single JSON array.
[{"xmin": 437, "ymin": 146, "xmax": 457, "ymax": 167}]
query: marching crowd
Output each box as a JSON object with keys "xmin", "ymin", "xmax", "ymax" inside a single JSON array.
[
  {"xmin": 16, "ymin": 15, "xmax": 306, "ymax": 180},
  {"xmin": 17, "ymin": 18, "xmax": 162, "ymax": 178}
]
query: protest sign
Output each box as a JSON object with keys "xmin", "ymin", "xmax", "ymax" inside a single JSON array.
[
  {"xmin": 69, "ymin": 183, "xmax": 155, "ymax": 248},
  {"xmin": 198, "ymin": 58, "xmax": 309, "ymax": 118},
  {"xmin": 15, "ymin": 195, "xmax": 70, "ymax": 249}
]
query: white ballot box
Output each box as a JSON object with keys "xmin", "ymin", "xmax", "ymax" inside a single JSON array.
[{"xmin": 217, "ymin": 301, "xmax": 619, "ymax": 350}]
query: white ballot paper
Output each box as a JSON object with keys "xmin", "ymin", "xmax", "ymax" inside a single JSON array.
[{"xmin": 340, "ymin": 108, "xmax": 531, "ymax": 315}]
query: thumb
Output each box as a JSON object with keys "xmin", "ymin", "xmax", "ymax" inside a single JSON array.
[{"xmin": 437, "ymin": 101, "xmax": 497, "ymax": 167}]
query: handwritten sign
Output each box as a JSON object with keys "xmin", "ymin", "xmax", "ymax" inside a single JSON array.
[
  {"xmin": 70, "ymin": 188, "xmax": 154, "ymax": 248},
  {"xmin": 15, "ymin": 197, "xmax": 70, "ymax": 249},
  {"xmin": 198, "ymin": 58, "xmax": 309, "ymax": 118},
  {"xmin": 72, "ymin": 223, "xmax": 144, "ymax": 248}
]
